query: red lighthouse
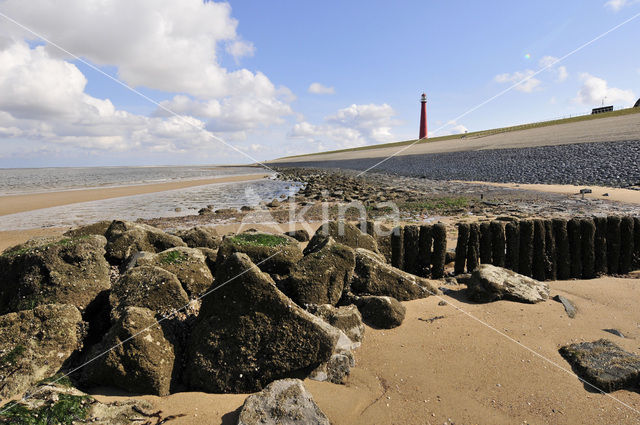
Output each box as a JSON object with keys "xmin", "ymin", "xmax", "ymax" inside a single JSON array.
[{"xmin": 419, "ymin": 93, "xmax": 427, "ymax": 139}]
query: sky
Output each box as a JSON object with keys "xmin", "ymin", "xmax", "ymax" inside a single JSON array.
[{"xmin": 0, "ymin": 0, "xmax": 638, "ymax": 168}]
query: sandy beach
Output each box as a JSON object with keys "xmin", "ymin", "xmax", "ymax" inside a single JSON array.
[{"xmin": 0, "ymin": 173, "xmax": 270, "ymax": 217}]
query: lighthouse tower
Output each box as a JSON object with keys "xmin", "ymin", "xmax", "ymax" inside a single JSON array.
[{"xmin": 419, "ymin": 93, "xmax": 427, "ymax": 139}]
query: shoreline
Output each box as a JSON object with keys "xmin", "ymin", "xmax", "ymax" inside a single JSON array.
[{"xmin": 0, "ymin": 173, "xmax": 270, "ymax": 217}]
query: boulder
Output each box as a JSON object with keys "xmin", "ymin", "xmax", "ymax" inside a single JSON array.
[
  {"xmin": 352, "ymin": 295, "xmax": 406, "ymax": 329},
  {"xmin": 305, "ymin": 221, "xmax": 379, "ymax": 255},
  {"xmin": 0, "ymin": 304, "xmax": 85, "ymax": 399},
  {"xmin": 467, "ymin": 264, "xmax": 550, "ymax": 303},
  {"xmin": 237, "ymin": 379, "xmax": 329, "ymax": 425},
  {"xmin": 284, "ymin": 229, "xmax": 310, "ymax": 242},
  {"xmin": 104, "ymin": 220, "xmax": 186, "ymax": 265},
  {"xmin": 560, "ymin": 339, "xmax": 640, "ymax": 392},
  {"xmin": 184, "ymin": 253, "xmax": 337, "ymax": 393},
  {"xmin": 0, "ymin": 235, "xmax": 110, "ymax": 314},
  {"xmin": 84, "ymin": 306, "xmax": 175, "ymax": 396},
  {"xmin": 173, "ymin": 226, "xmax": 222, "ymax": 249},
  {"xmin": 1, "ymin": 383, "xmax": 158, "ymax": 425},
  {"xmin": 217, "ymin": 232, "xmax": 303, "ymax": 276},
  {"xmin": 110, "ymin": 266, "xmax": 189, "ymax": 318},
  {"xmin": 351, "ymin": 248, "xmax": 439, "ymax": 301},
  {"xmin": 285, "ymin": 237, "xmax": 355, "ymax": 306},
  {"xmin": 308, "ymin": 326, "xmax": 358, "ymax": 384},
  {"xmin": 128, "ymin": 247, "xmax": 213, "ymax": 297},
  {"xmin": 64, "ymin": 220, "xmax": 112, "ymax": 238},
  {"xmin": 307, "ymin": 304, "xmax": 365, "ymax": 343}
]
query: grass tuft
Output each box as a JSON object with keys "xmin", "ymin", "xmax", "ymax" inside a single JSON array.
[{"xmin": 159, "ymin": 250, "xmax": 186, "ymax": 265}]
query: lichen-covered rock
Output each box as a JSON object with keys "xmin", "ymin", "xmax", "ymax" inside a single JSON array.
[
  {"xmin": 104, "ymin": 220, "xmax": 186, "ymax": 264},
  {"xmin": 285, "ymin": 237, "xmax": 355, "ymax": 306},
  {"xmin": 309, "ymin": 326, "xmax": 358, "ymax": 384},
  {"xmin": 217, "ymin": 232, "xmax": 303, "ymax": 276},
  {"xmin": 305, "ymin": 221, "xmax": 380, "ymax": 255},
  {"xmin": 352, "ymin": 295, "xmax": 406, "ymax": 329},
  {"xmin": 184, "ymin": 253, "xmax": 337, "ymax": 393},
  {"xmin": 128, "ymin": 247, "xmax": 213, "ymax": 297},
  {"xmin": 284, "ymin": 229, "xmax": 310, "ymax": 242},
  {"xmin": 0, "ymin": 235, "xmax": 110, "ymax": 314},
  {"xmin": 237, "ymin": 379, "xmax": 329, "ymax": 425},
  {"xmin": 307, "ymin": 304, "xmax": 365, "ymax": 343},
  {"xmin": 173, "ymin": 226, "xmax": 222, "ymax": 249},
  {"xmin": 0, "ymin": 304, "xmax": 85, "ymax": 399},
  {"xmin": 110, "ymin": 266, "xmax": 189, "ymax": 318},
  {"xmin": 84, "ymin": 306, "xmax": 175, "ymax": 396},
  {"xmin": 560, "ymin": 339, "xmax": 640, "ymax": 392},
  {"xmin": 351, "ymin": 248, "xmax": 439, "ymax": 301},
  {"xmin": 0, "ymin": 383, "xmax": 158, "ymax": 425},
  {"xmin": 467, "ymin": 264, "xmax": 549, "ymax": 303},
  {"xmin": 64, "ymin": 220, "xmax": 112, "ymax": 238}
]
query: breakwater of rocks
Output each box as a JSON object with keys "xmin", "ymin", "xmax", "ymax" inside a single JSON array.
[{"xmin": 275, "ymin": 140, "xmax": 640, "ymax": 187}]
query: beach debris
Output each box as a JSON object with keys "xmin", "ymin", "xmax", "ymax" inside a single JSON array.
[
  {"xmin": 217, "ymin": 231, "xmax": 302, "ymax": 276},
  {"xmin": 184, "ymin": 253, "xmax": 336, "ymax": 393},
  {"xmin": 553, "ymin": 295, "xmax": 577, "ymax": 318},
  {"xmin": 237, "ymin": 379, "xmax": 330, "ymax": 425},
  {"xmin": 110, "ymin": 265, "xmax": 189, "ymax": 319},
  {"xmin": 104, "ymin": 220, "xmax": 186, "ymax": 265},
  {"xmin": 351, "ymin": 294, "xmax": 406, "ymax": 329},
  {"xmin": 559, "ymin": 339, "xmax": 640, "ymax": 392},
  {"xmin": 466, "ymin": 264, "xmax": 550, "ymax": 303},
  {"xmin": 579, "ymin": 188, "xmax": 592, "ymax": 194},
  {"xmin": 284, "ymin": 237, "xmax": 355, "ymax": 306},
  {"xmin": 84, "ymin": 306, "xmax": 175, "ymax": 396},
  {"xmin": 351, "ymin": 248, "xmax": 439, "ymax": 301},
  {"xmin": 307, "ymin": 304, "xmax": 365, "ymax": 343},
  {"xmin": 0, "ymin": 304, "xmax": 84, "ymax": 400},
  {"xmin": 603, "ymin": 329, "xmax": 625, "ymax": 338},
  {"xmin": 173, "ymin": 225, "xmax": 222, "ymax": 249},
  {"xmin": 284, "ymin": 228, "xmax": 310, "ymax": 242},
  {"xmin": 418, "ymin": 315, "xmax": 445, "ymax": 324},
  {"xmin": 0, "ymin": 234, "xmax": 111, "ymax": 314},
  {"xmin": 127, "ymin": 247, "xmax": 213, "ymax": 297},
  {"xmin": 305, "ymin": 220, "xmax": 380, "ymax": 255}
]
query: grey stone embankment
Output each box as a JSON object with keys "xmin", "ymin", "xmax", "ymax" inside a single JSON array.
[{"xmin": 273, "ymin": 140, "xmax": 640, "ymax": 187}]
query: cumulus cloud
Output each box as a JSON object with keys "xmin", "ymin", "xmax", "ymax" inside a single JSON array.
[
  {"xmin": 539, "ymin": 56, "xmax": 568, "ymax": 82},
  {"xmin": 494, "ymin": 70, "xmax": 541, "ymax": 93},
  {"xmin": 574, "ymin": 73, "xmax": 636, "ymax": 106},
  {"xmin": 308, "ymin": 82, "xmax": 335, "ymax": 95},
  {"xmin": 288, "ymin": 103, "xmax": 399, "ymax": 149},
  {"xmin": 0, "ymin": 0, "xmax": 296, "ymax": 161},
  {"xmin": 605, "ymin": 0, "xmax": 640, "ymax": 11}
]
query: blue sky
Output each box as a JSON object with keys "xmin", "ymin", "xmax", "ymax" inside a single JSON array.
[{"xmin": 0, "ymin": 0, "xmax": 638, "ymax": 167}]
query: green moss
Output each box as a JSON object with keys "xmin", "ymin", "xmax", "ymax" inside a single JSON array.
[
  {"xmin": 1, "ymin": 236, "xmax": 91, "ymax": 258},
  {"xmin": 229, "ymin": 233, "xmax": 290, "ymax": 247},
  {"xmin": 0, "ymin": 393, "xmax": 91, "ymax": 425},
  {"xmin": 0, "ymin": 345, "xmax": 25, "ymax": 368},
  {"xmin": 159, "ymin": 250, "xmax": 186, "ymax": 265},
  {"xmin": 37, "ymin": 373, "xmax": 73, "ymax": 388}
]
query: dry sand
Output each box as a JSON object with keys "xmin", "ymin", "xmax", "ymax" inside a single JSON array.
[
  {"xmin": 270, "ymin": 112, "xmax": 640, "ymax": 163},
  {"xmin": 91, "ymin": 276, "xmax": 640, "ymax": 424},
  {"xmin": 0, "ymin": 173, "xmax": 270, "ymax": 217},
  {"xmin": 461, "ymin": 181, "xmax": 640, "ymax": 205}
]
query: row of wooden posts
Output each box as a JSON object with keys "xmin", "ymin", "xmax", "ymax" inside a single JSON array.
[
  {"xmin": 455, "ymin": 216, "xmax": 640, "ymax": 280},
  {"xmin": 386, "ymin": 216, "xmax": 640, "ymax": 281}
]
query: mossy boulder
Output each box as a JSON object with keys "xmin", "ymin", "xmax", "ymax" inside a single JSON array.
[
  {"xmin": 0, "ymin": 304, "xmax": 85, "ymax": 400},
  {"xmin": 64, "ymin": 220, "xmax": 112, "ymax": 238},
  {"xmin": 352, "ymin": 295, "xmax": 406, "ymax": 329},
  {"xmin": 217, "ymin": 232, "xmax": 303, "ymax": 276},
  {"xmin": 305, "ymin": 221, "xmax": 379, "ymax": 255},
  {"xmin": 110, "ymin": 266, "xmax": 189, "ymax": 318},
  {"xmin": 173, "ymin": 226, "xmax": 222, "ymax": 249},
  {"xmin": 351, "ymin": 248, "xmax": 439, "ymax": 301},
  {"xmin": 0, "ymin": 235, "xmax": 110, "ymax": 314},
  {"xmin": 104, "ymin": 220, "xmax": 186, "ymax": 265},
  {"xmin": 184, "ymin": 253, "xmax": 337, "ymax": 393},
  {"xmin": 129, "ymin": 247, "xmax": 213, "ymax": 297},
  {"xmin": 284, "ymin": 237, "xmax": 355, "ymax": 306},
  {"xmin": 83, "ymin": 306, "xmax": 175, "ymax": 396}
]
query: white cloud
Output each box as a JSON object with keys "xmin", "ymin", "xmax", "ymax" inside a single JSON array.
[
  {"xmin": 574, "ymin": 73, "xmax": 635, "ymax": 106},
  {"xmin": 449, "ymin": 124, "xmax": 468, "ymax": 135},
  {"xmin": 494, "ymin": 70, "xmax": 541, "ymax": 93},
  {"xmin": 288, "ymin": 103, "xmax": 399, "ymax": 149},
  {"xmin": 308, "ymin": 82, "xmax": 335, "ymax": 95},
  {"xmin": 226, "ymin": 40, "xmax": 255, "ymax": 61},
  {"xmin": 539, "ymin": 56, "xmax": 568, "ymax": 82},
  {"xmin": 605, "ymin": 0, "xmax": 640, "ymax": 11}
]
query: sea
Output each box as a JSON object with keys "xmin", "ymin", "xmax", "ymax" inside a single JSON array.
[{"xmin": 0, "ymin": 166, "xmax": 301, "ymax": 231}]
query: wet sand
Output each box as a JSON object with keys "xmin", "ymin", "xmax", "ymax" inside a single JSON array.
[
  {"xmin": 0, "ymin": 173, "xmax": 270, "ymax": 217},
  {"xmin": 92, "ymin": 276, "xmax": 640, "ymax": 424}
]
